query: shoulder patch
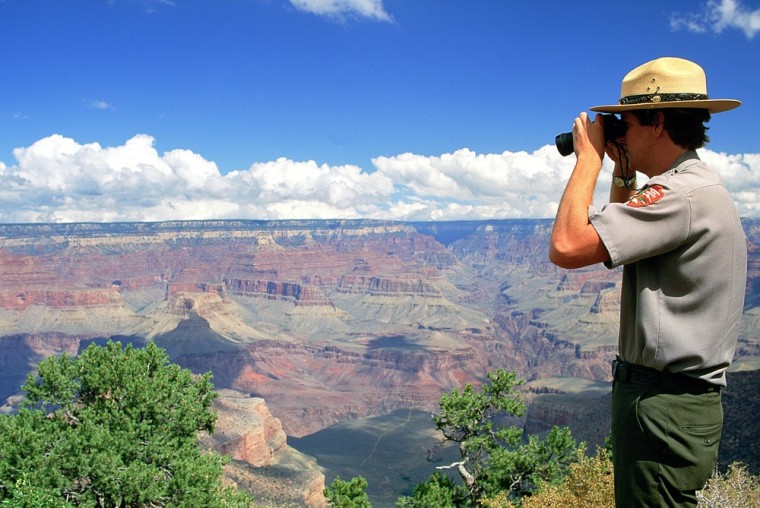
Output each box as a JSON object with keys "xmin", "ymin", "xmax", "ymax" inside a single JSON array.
[{"xmin": 627, "ymin": 184, "xmax": 665, "ymax": 208}]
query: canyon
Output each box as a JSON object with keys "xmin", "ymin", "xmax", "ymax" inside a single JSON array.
[{"xmin": 1, "ymin": 219, "xmax": 759, "ymax": 505}]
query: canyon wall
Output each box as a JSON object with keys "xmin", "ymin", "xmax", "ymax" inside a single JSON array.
[
  {"xmin": 1, "ymin": 218, "xmax": 759, "ymax": 492},
  {"xmin": 2, "ymin": 219, "xmax": 759, "ymax": 426}
]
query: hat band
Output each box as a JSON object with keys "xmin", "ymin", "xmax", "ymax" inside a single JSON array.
[{"xmin": 618, "ymin": 92, "xmax": 709, "ymax": 106}]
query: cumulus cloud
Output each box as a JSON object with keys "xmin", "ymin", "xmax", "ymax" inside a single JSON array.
[
  {"xmin": 0, "ymin": 133, "xmax": 758, "ymax": 223},
  {"xmin": 289, "ymin": 0, "xmax": 393, "ymax": 22},
  {"xmin": 372, "ymin": 147, "xmax": 579, "ymax": 220},
  {"xmin": 0, "ymin": 134, "xmax": 393, "ymax": 223},
  {"xmin": 671, "ymin": 0, "xmax": 760, "ymax": 39}
]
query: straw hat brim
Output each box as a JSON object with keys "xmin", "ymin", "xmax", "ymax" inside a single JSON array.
[{"xmin": 590, "ymin": 99, "xmax": 741, "ymax": 114}]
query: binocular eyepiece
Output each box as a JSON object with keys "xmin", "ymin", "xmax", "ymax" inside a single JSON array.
[{"xmin": 555, "ymin": 114, "xmax": 627, "ymax": 156}]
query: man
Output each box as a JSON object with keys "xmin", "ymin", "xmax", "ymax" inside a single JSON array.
[{"xmin": 549, "ymin": 57, "xmax": 747, "ymax": 507}]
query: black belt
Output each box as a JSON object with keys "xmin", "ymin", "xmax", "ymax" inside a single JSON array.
[{"xmin": 611, "ymin": 358, "xmax": 720, "ymax": 393}]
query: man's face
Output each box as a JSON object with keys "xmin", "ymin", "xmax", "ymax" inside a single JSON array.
[{"xmin": 618, "ymin": 111, "xmax": 654, "ymax": 174}]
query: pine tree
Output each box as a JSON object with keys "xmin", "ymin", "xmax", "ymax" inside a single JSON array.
[
  {"xmin": 0, "ymin": 341, "xmax": 251, "ymax": 507},
  {"xmin": 399, "ymin": 369, "xmax": 582, "ymax": 506},
  {"xmin": 324, "ymin": 476, "xmax": 371, "ymax": 507}
]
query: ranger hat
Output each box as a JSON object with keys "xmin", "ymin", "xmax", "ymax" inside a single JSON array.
[{"xmin": 590, "ymin": 57, "xmax": 741, "ymax": 113}]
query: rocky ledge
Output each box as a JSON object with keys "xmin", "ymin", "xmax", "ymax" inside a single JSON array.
[{"xmin": 200, "ymin": 389, "xmax": 327, "ymax": 507}]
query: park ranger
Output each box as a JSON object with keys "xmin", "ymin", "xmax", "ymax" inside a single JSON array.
[{"xmin": 549, "ymin": 57, "xmax": 747, "ymax": 507}]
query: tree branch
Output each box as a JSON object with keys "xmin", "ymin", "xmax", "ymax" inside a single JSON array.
[{"xmin": 436, "ymin": 460, "xmax": 476, "ymax": 489}]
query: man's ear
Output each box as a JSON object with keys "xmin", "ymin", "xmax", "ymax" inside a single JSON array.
[{"xmin": 653, "ymin": 111, "xmax": 666, "ymax": 136}]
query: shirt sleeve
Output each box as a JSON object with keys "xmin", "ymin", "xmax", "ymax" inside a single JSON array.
[{"xmin": 589, "ymin": 183, "xmax": 691, "ymax": 268}]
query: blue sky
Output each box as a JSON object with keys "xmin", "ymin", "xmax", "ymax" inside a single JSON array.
[{"xmin": 0, "ymin": 0, "xmax": 758, "ymax": 223}]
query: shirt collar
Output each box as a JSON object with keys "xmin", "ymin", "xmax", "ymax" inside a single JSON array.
[{"xmin": 666, "ymin": 150, "xmax": 700, "ymax": 176}]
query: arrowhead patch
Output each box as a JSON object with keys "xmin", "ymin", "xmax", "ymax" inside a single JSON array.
[{"xmin": 627, "ymin": 185, "xmax": 665, "ymax": 208}]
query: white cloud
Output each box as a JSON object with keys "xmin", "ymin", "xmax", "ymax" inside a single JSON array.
[
  {"xmin": 1, "ymin": 133, "xmax": 758, "ymax": 223},
  {"xmin": 0, "ymin": 134, "xmax": 392, "ymax": 223},
  {"xmin": 671, "ymin": 0, "xmax": 760, "ymax": 39},
  {"xmin": 289, "ymin": 0, "xmax": 393, "ymax": 22},
  {"xmin": 699, "ymin": 150, "xmax": 760, "ymax": 216},
  {"xmin": 88, "ymin": 100, "xmax": 114, "ymax": 110},
  {"xmin": 372, "ymin": 146, "xmax": 580, "ymax": 218}
]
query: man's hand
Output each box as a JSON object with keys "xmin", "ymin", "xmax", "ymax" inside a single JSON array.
[{"xmin": 573, "ymin": 112, "xmax": 605, "ymax": 163}]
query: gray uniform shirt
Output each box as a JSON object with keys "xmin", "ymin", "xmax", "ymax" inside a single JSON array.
[{"xmin": 589, "ymin": 150, "xmax": 747, "ymax": 386}]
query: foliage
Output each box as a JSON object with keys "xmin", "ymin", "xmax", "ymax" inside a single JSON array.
[
  {"xmin": 479, "ymin": 450, "xmax": 759, "ymax": 508},
  {"xmin": 697, "ymin": 462, "xmax": 760, "ymax": 508},
  {"xmin": 0, "ymin": 341, "xmax": 251, "ymax": 507},
  {"xmin": 396, "ymin": 472, "xmax": 469, "ymax": 508},
  {"xmin": 324, "ymin": 476, "xmax": 371, "ymax": 508},
  {"xmin": 0, "ymin": 475, "xmax": 75, "ymax": 508},
  {"xmin": 425, "ymin": 369, "xmax": 583, "ymax": 505},
  {"xmin": 487, "ymin": 447, "xmax": 614, "ymax": 508}
]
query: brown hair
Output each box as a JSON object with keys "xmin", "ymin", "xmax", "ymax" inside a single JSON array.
[{"xmin": 632, "ymin": 108, "xmax": 711, "ymax": 150}]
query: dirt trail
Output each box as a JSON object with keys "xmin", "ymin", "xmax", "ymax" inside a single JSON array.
[{"xmin": 360, "ymin": 407, "xmax": 414, "ymax": 466}]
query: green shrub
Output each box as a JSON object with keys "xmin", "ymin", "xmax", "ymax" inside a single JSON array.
[
  {"xmin": 324, "ymin": 476, "xmax": 371, "ymax": 507},
  {"xmin": 0, "ymin": 341, "xmax": 251, "ymax": 507},
  {"xmin": 480, "ymin": 447, "xmax": 613, "ymax": 508}
]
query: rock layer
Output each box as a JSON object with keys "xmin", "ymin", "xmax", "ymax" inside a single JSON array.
[{"xmin": 1, "ymin": 218, "xmax": 759, "ymax": 491}]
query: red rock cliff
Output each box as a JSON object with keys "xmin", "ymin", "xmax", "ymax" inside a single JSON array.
[{"xmin": 200, "ymin": 389, "xmax": 327, "ymax": 507}]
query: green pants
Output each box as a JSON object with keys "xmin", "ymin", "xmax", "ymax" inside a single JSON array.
[{"xmin": 611, "ymin": 380, "xmax": 722, "ymax": 507}]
